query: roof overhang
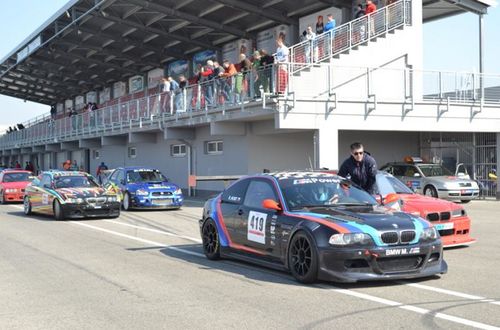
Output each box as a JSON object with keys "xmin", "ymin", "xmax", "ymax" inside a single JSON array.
[{"xmin": 423, "ymin": 0, "xmax": 496, "ymax": 22}]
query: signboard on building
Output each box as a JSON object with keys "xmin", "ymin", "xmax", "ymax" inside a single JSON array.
[
  {"xmin": 113, "ymin": 81, "xmax": 127, "ymax": 98},
  {"xmin": 99, "ymin": 87, "xmax": 111, "ymax": 103},
  {"xmin": 86, "ymin": 91, "xmax": 97, "ymax": 103},
  {"xmin": 192, "ymin": 50, "xmax": 217, "ymax": 74},
  {"xmin": 222, "ymin": 39, "xmax": 254, "ymax": 64},
  {"xmin": 129, "ymin": 75, "xmax": 144, "ymax": 94},
  {"xmin": 168, "ymin": 60, "xmax": 189, "ymax": 80},
  {"xmin": 75, "ymin": 95, "xmax": 85, "ymax": 109},
  {"xmin": 56, "ymin": 103, "xmax": 64, "ymax": 114},
  {"xmin": 147, "ymin": 68, "xmax": 164, "ymax": 88},
  {"xmin": 256, "ymin": 25, "xmax": 292, "ymax": 52},
  {"xmin": 64, "ymin": 99, "xmax": 73, "ymax": 111}
]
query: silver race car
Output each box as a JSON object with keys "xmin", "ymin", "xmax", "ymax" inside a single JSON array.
[{"xmin": 380, "ymin": 158, "xmax": 480, "ymax": 203}]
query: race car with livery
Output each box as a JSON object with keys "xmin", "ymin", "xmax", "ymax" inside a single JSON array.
[
  {"xmin": 199, "ymin": 171, "xmax": 447, "ymax": 283},
  {"xmin": 105, "ymin": 167, "xmax": 183, "ymax": 210},
  {"xmin": 0, "ymin": 169, "xmax": 33, "ymax": 203},
  {"xmin": 23, "ymin": 170, "xmax": 120, "ymax": 220},
  {"xmin": 380, "ymin": 157, "xmax": 480, "ymax": 203},
  {"xmin": 374, "ymin": 172, "xmax": 475, "ymax": 248}
]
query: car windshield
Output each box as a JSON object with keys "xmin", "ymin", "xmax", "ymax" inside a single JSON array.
[
  {"xmin": 3, "ymin": 172, "xmax": 31, "ymax": 182},
  {"xmin": 376, "ymin": 174, "xmax": 413, "ymax": 195},
  {"xmin": 278, "ymin": 175, "xmax": 377, "ymax": 210},
  {"xmin": 127, "ymin": 170, "xmax": 166, "ymax": 183},
  {"xmin": 417, "ymin": 164, "xmax": 453, "ymax": 177},
  {"xmin": 54, "ymin": 175, "xmax": 98, "ymax": 188}
]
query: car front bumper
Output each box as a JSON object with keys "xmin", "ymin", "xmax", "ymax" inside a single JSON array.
[
  {"xmin": 131, "ymin": 195, "xmax": 183, "ymax": 209},
  {"xmin": 432, "ymin": 216, "xmax": 476, "ymax": 247},
  {"xmin": 437, "ymin": 189, "xmax": 480, "ymax": 200},
  {"xmin": 62, "ymin": 202, "xmax": 121, "ymax": 218},
  {"xmin": 317, "ymin": 241, "xmax": 447, "ymax": 283},
  {"xmin": 3, "ymin": 192, "xmax": 24, "ymax": 202}
]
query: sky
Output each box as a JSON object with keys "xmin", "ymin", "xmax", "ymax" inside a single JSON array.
[{"xmin": 0, "ymin": 1, "xmax": 499, "ymax": 132}]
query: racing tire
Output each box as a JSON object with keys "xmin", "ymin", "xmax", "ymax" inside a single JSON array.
[
  {"xmin": 23, "ymin": 196, "xmax": 32, "ymax": 215},
  {"xmin": 53, "ymin": 200, "xmax": 65, "ymax": 221},
  {"xmin": 288, "ymin": 231, "xmax": 319, "ymax": 284},
  {"xmin": 122, "ymin": 192, "xmax": 131, "ymax": 211},
  {"xmin": 461, "ymin": 200, "xmax": 471, "ymax": 204},
  {"xmin": 202, "ymin": 219, "xmax": 221, "ymax": 260},
  {"xmin": 424, "ymin": 185, "xmax": 438, "ymax": 198}
]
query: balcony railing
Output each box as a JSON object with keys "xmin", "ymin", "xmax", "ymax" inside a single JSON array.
[{"xmin": 289, "ymin": 0, "xmax": 412, "ymax": 74}]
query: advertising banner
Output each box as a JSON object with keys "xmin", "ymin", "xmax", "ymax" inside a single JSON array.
[
  {"xmin": 75, "ymin": 95, "xmax": 85, "ymax": 108},
  {"xmin": 113, "ymin": 81, "xmax": 127, "ymax": 98},
  {"xmin": 256, "ymin": 25, "xmax": 291, "ymax": 52},
  {"xmin": 56, "ymin": 103, "xmax": 63, "ymax": 114},
  {"xmin": 86, "ymin": 91, "xmax": 97, "ymax": 103},
  {"xmin": 129, "ymin": 75, "xmax": 144, "ymax": 94},
  {"xmin": 222, "ymin": 41, "xmax": 237, "ymax": 63},
  {"xmin": 192, "ymin": 50, "xmax": 217, "ymax": 74},
  {"xmin": 64, "ymin": 99, "xmax": 73, "ymax": 111},
  {"xmin": 147, "ymin": 68, "xmax": 164, "ymax": 88},
  {"xmin": 168, "ymin": 60, "xmax": 189, "ymax": 80},
  {"xmin": 99, "ymin": 87, "xmax": 111, "ymax": 103}
]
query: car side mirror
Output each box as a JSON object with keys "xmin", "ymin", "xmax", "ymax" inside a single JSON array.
[
  {"xmin": 262, "ymin": 199, "xmax": 282, "ymax": 211},
  {"xmin": 413, "ymin": 173, "xmax": 421, "ymax": 177},
  {"xmin": 383, "ymin": 193, "xmax": 400, "ymax": 205}
]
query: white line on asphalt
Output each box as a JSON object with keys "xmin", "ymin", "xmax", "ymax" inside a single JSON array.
[
  {"xmin": 68, "ymin": 221, "xmax": 204, "ymax": 258},
  {"xmin": 104, "ymin": 219, "xmax": 202, "ymax": 243},
  {"xmin": 401, "ymin": 282, "xmax": 500, "ymax": 306},
  {"xmin": 319, "ymin": 285, "xmax": 500, "ymax": 330}
]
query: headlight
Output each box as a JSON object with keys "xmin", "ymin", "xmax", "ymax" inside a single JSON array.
[
  {"xmin": 174, "ymin": 188, "xmax": 182, "ymax": 195},
  {"xmin": 5, "ymin": 188, "xmax": 17, "ymax": 193},
  {"xmin": 420, "ymin": 227, "xmax": 438, "ymax": 241},
  {"xmin": 66, "ymin": 198, "xmax": 84, "ymax": 204},
  {"xmin": 443, "ymin": 182, "xmax": 457, "ymax": 189},
  {"xmin": 135, "ymin": 189, "xmax": 149, "ymax": 196},
  {"xmin": 107, "ymin": 196, "xmax": 118, "ymax": 202},
  {"xmin": 329, "ymin": 233, "xmax": 373, "ymax": 246},
  {"xmin": 451, "ymin": 209, "xmax": 466, "ymax": 217}
]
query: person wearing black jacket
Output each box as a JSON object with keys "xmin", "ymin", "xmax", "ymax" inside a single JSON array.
[{"xmin": 338, "ymin": 142, "xmax": 377, "ymax": 194}]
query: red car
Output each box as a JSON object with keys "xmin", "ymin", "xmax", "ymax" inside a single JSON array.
[
  {"xmin": 0, "ymin": 170, "xmax": 33, "ymax": 203},
  {"xmin": 376, "ymin": 172, "xmax": 476, "ymax": 248}
]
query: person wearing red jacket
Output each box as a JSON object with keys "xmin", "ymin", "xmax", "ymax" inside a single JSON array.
[{"xmin": 365, "ymin": 0, "xmax": 377, "ymax": 37}]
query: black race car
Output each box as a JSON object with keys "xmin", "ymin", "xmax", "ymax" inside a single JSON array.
[{"xmin": 199, "ymin": 171, "xmax": 447, "ymax": 283}]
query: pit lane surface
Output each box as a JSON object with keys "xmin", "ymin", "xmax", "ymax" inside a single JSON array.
[{"xmin": 0, "ymin": 201, "xmax": 499, "ymax": 329}]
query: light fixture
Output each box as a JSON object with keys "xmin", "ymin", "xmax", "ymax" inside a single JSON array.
[
  {"xmin": 100, "ymin": 10, "xmax": 108, "ymax": 17},
  {"xmin": 77, "ymin": 29, "xmax": 82, "ymax": 35},
  {"xmin": 65, "ymin": 10, "xmax": 71, "ymax": 18}
]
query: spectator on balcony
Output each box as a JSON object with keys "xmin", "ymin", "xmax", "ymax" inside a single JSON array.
[
  {"xmin": 315, "ymin": 15, "xmax": 324, "ymax": 35},
  {"xmin": 50, "ymin": 105, "xmax": 57, "ymax": 120},
  {"xmin": 15, "ymin": 161, "xmax": 21, "ymax": 169},
  {"xmin": 199, "ymin": 60, "xmax": 215, "ymax": 107},
  {"xmin": 366, "ymin": 0, "xmax": 377, "ymax": 14},
  {"xmin": 355, "ymin": 3, "xmax": 365, "ymax": 18},
  {"xmin": 305, "ymin": 26, "xmax": 317, "ymax": 63},
  {"xmin": 324, "ymin": 14, "xmax": 336, "ymax": 33},
  {"xmin": 252, "ymin": 51, "xmax": 262, "ymax": 99},
  {"xmin": 237, "ymin": 54, "xmax": 252, "ymax": 101},
  {"xmin": 213, "ymin": 61, "xmax": 225, "ymax": 104},
  {"xmin": 168, "ymin": 76, "xmax": 182, "ymax": 112},
  {"xmin": 25, "ymin": 161, "xmax": 34, "ymax": 172},
  {"xmin": 365, "ymin": 0, "xmax": 377, "ymax": 36},
  {"xmin": 259, "ymin": 49, "xmax": 274, "ymax": 94},
  {"xmin": 275, "ymin": 38, "xmax": 289, "ymax": 94},
  {"xmin": 63, "ymin": 160, "xmax": 71, "ymax": 171},
  {"xmin": 70, "ymin": 160, "xmax": 79, "ymax": 171},
  {"xmin": 220, "ymin": 60, "xmax": 237, "ymax": 103}
]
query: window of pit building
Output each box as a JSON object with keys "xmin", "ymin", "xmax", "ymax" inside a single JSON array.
[
  {"xmin": 205, "ymin": 140, "xmax": 223, "ymax": 155},
  {"xmin": 128, "ymin": 147, "xmax": 137, "ymax": 159},
  {"xmin": 93, "ymin": 150, "xmax": 100, "ymax": 160},
  {"xmin": 171, "ymin": 144, "xmax": 187, "ymax": 157}
]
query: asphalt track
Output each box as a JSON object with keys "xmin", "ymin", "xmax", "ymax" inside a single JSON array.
[{"xmin": 0, "ymin": 200, "xmax": 499, "ymax": 329}]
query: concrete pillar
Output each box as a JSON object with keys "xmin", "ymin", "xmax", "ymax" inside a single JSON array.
[
  {"xmin": 315, "ymin": 127, "xmax": 339, "ymax": 170},
  {"xmin": 496, "ymin": 133, "xmax": 500, "ymax": 200}
]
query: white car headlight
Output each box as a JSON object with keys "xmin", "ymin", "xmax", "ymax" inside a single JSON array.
[
  {"xmin": 135, "ymin": 189, "xmax": 149, "ymax": 196},
  {"xmin": 420, "ymin": 227, "xmax": 438, "ymax": 241},
  {"xmin": 174, "ymin": 188, "xmax": 182, "ymax": 195},
  {"xmin": 66, "ymin": 198, "xmax": 84, "ymax": 204},
  {"xmin": 451, "ymin": 209, "xmax": 466, "ymax": 217},
  {"xmin": 443, "ymin": 182, "xmax": 458, "ymax": 189},
  {"xmin": 5, "ymin": 188, "xmax": 17, "ymax": 193},
  {"xmin": 107, "ymin": 196, "xmax": 118, "ymax": 202},
  {"xmin": 329, "ymin": 233, "xmax": 372, "ymax": 246}
]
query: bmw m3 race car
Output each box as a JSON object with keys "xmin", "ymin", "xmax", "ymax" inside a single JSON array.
[
  {"xmin": 374, "ymin": 172, "xmax": 476, "ymax": 248},
  {"xmin": 105, "ymin": 167, "xmax": 183, "ymax": 210},
  {"xmin": 23, "ymin": 171, "xmax": 120, "ymax": 220},
  {"xmin": 0, "ymin": 169, "xmax": 33, "ymax": 203},
  {"xmin": 380, "ymin": 157, "xmax": 480, "ymax": 203},
  {"xmin": 199, "ymin": 171, "xmax": 447, "ymax": 283}
]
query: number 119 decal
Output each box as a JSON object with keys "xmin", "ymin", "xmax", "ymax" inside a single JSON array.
[{"xmin": 247, "ymin": 211, "xmax": 267, "ymax": 244}]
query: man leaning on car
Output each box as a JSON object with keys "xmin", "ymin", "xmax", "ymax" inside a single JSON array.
[{"xmin": 338, "ymin": 142, "xmax": 378, "ymax": 194}]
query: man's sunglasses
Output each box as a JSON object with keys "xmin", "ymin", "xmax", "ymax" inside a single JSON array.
[{"xmin": 352, "ymin": 152, "xmax": 364, "ymax": 156}]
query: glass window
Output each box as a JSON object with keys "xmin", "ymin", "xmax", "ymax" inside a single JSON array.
[
  {"xmin": 117, "ymin": 170, "xmax": 125, "ymax": 184},
  {"xmin": 171, "ymin": 144, "xmax": 187, "ymax": 157},
  {"xmin": 109, "ymin": 170, "xmax": 119, "ymax": 182},
  {"xmin": 243, "ymin": 180, "xmax": 278, "ymax": 209},
  {"xmin": 391, "ymin": 166, "xmax": 408, "ymax": 176},
  {"xmin": 126, "ymin": 170, "xmax": 166, "ymax": 183},
  {"xmin": 2, "ymin": 172, "xmax": 31, "ymax": 182},
  {"xmin": 221, "ymin": 179, "xmax": 249, "ymax": 204},
  {"xmin": 128, "ymin": 147, "xmax": 137, "ymax": 158},
  {"xmin": 41, "ymin": 175, "xmax": 52, "ymax": 188},
  {"xmin": 375, "ymin": 174, "xmax": 413, "ymax": 195},
  {"xmin": 417, "ymin": 164, "xmax": 452, "ymax": 177},
  {"xmin": 206, "ymin": 140, "xmax": 223, "ymax": 154}
]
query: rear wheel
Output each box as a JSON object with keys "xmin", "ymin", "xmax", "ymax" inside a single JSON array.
[
  {"xmin": 23, "ymin": 196, "xmax": 32, "ymax": 215},
  {"xmin": 202, "ymin": 219, "xmax": 220, "ymax": 260},
  {"xmin": 288, "ymin": 231, "xmax": 318, "ymax": 284},
  {"xmin": 53, "ymin": 200, "xmax": 65, "ymax": 220},
  {"xmin": 424, "ymin": 185, "xmax": 438, "ymax": 198}
]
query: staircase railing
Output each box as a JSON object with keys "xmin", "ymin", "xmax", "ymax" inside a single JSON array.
[{"xmin": 289, "ymin": 0, "xmax": 412, "ymax": 74}]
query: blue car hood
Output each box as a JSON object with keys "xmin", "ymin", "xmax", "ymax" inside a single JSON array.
[{"xmin": 127, "ymin": 182, "xmax": 178, "ymax": 191}]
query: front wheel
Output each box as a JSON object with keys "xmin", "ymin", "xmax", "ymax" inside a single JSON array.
[
  {"xmin": 53, "ymin": 200, "xmax": 65, "ymax": 220},
  {"xmin": 202, "ymin": 219, "xmax": 220, "ymax": 260},
  {"xmin": 122, "ymin": 192, "xmax": 131, "ymax": 211},
  {"xmin": 288, "ymin": 231, "xmax": 318, "ymax": 284},
  {"xmin": 424, "ymin": 185, "xmax": 438, "ymax": 198},
  {"xmin": 24, "ymin": 197, "xmax": 32, "ymax": 215}
]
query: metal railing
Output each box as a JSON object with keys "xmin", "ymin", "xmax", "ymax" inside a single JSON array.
[
  {"xmin": 289, "ymin": 0, "xmax": 411, "ymax": 74},
  {"xmin": 0, "ymin": 65, "xmax": 282, "ymax": 149}
]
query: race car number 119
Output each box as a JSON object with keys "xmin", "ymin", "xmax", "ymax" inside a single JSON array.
[{"xmin": 247, "ymin": 211, "xmax": 267, "ymax": 244}]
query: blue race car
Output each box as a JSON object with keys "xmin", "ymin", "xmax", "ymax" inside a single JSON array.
[{"xmin": 105, "ymin": 167, "xmax": 183, "ymax": 210}]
